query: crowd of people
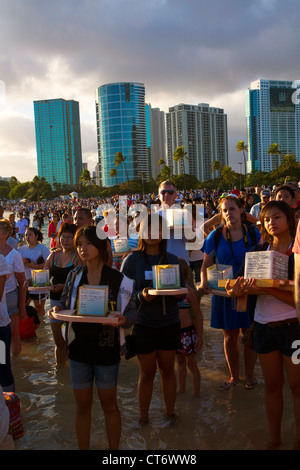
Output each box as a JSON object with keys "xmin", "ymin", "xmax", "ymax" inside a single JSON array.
[{"xmin": 0, "ymin": 178, "xmax": 300, "ymax": 451}]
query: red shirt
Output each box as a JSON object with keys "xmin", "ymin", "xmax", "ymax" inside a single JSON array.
[{"xmin": 293, "ymin": 222, "xmax": 300, "ymax": 254}]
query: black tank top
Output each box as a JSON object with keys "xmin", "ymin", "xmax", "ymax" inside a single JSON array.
[{"xmin": 50, "ymin": 252, "xmax": 75, "ymax": 300}]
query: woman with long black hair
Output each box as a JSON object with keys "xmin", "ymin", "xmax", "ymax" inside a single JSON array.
[
  {"xmin": 44, "ymin": 223, "xmax": 81, "ymax": 364},
  {"xmin": 19, "ymin": 227, "xmax": 50, "ymax": 316},
  {"xmin": 121, "ymin": 213, "xmax": 186, "ymax": 425},
  {"xmin": 226, "ymin": 201, "xmax": 300, "ymax": 450},
  {"xmin": 48, "ymin": 225, "xmax": 137, "ymax": 450}
]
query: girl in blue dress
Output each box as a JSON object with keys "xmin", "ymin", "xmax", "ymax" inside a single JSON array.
[{"xmin": 199, "ymin": 196, "xmax": 261, "ymax": 390}]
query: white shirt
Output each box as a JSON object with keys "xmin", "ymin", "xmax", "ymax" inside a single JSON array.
[
  {"xmin": 19, "ymin": 243, "xmax": 50, "ymax": 280},
  {"xmin": 16, "ymin": 218, "xmax": 28, "ymax": 235},
  {"xmin": 157, "ymin": 207, "xmax": 189, "ymax": 265},
  {"xmin": 0, "ymin": 255, "xmax": 10, "ymax": 327},
  {"xmin": 255, "ymin": 294, "xmax": 297, "ymax": 324},
  {"xmin": 188, "ymin": 227, "xmax": 204, "ymax": 262},
  {"xmin": 4, "ymin": 249, "xmax": 24, "ymax": 293}
]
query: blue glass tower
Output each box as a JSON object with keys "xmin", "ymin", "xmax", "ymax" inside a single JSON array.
[
  {"xmin": 34, "ymin": 99, "xmax": 83, "ymax": 187},
  {"xmin": 95, "ymin": 82, "xmax": 147, "ymax": 187},
  {"xmin": 245, "ymin": 79, "xmax": 300, "ymax": 173}
]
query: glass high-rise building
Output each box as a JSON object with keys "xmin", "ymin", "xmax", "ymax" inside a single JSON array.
[
  {"xmin": 166, "ymin": 103, "xmax": 228, "ymax": 182},
  {"xmin": 95, "ymin": 82, "xmax": 148, "ymax": 187},
  {"xmin": 34, "ymin": 99, "xmax": 83, "ymax": 187},
  {"xmin": 245, "ymin": 79, "xmax": 300, "ymax": 172}
]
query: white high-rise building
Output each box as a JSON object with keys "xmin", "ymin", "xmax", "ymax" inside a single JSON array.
[
  {"xmin": 146, "ymin": 105, "xmax": 166, "ymax": 180},
  {"xmin": 245, "ymin": 79, "xmax": 300, "ymax": 173},
  {"xmin": 166, "ymin": 103, "xmax": 228, "ymax": 182}
]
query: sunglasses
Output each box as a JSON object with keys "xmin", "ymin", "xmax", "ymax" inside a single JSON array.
[{"xmin": 160, "ymin": 190, "xmax": 175, "ymax": 196}]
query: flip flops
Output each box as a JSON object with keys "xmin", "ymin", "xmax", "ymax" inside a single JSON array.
[{"xmin": 219, "ymin": 380, "xmax": 237, "ymax": 390}]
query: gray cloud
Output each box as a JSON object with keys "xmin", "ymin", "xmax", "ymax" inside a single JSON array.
[{"xmin": 0, "ymin": 0, "xmax": 299, "ymax": 180}]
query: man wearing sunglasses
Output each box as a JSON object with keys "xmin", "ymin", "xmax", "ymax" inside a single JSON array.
[
  {"xmin": 159, "ymin": 181, "xmax": 177, "ymax": 206},
  {"xmin": 157, "ymin": 181, "xmax": 190, "ymax": 264}
]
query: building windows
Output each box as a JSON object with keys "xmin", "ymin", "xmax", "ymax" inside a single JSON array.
[
  {"xmin": 166, "ymin": 103, "xmax": 228, "ymax": 182},
  {"xmin": 34, "ymin": 99, "xmax": 82, "ymax": 187},
  {"xmin": 95, "ymin": 83, "xmax": 147, "ymax": 186}
]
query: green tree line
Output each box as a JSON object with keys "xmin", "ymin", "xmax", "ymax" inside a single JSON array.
[{"xmin": 0, "ymin": 144, "xmax": 299, "ymax": 201}]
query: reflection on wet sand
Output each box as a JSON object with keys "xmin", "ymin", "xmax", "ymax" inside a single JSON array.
[{"xmin": 11, "ymin": 295, "xmax": 296, "ymax": 450}]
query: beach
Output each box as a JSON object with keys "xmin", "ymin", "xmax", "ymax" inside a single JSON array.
[
  {"xmin": 4, "ymin": 212, "xmax": 297, "ymax": 451},
  {"xmin": 9, "ymin": 293, "xmax": 296, "ymax": 451}
]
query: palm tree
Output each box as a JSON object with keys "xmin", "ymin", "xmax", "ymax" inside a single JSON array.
[
  {"xmin": 26, "ymin": 176, "xmax": 53, "ymax": 201},
  {"xmin": 173, "ymin": 145, "xmax": 189, "ymax": 190},
  {"xmin": 80, "ymin": 169, "xmax": 95, "ymax": 197},
  {"xmin": 158, "ymin": 158, "xmax": 165, "ymax": 167},
  {"xmin": 9, "ymin": 176, "xmax": 20, "ymax": 191},
  {"xmin": 280, "ymin": 153, "xmax": 298, "ymax": 173},
  {"xmin": 211, "ymin": 160, "xmax": 223, "ymax": 177},
  {"xmin": 80, "ymin": 169, "xmax": 92, "ymax": 186},
  {"xmin": 221, "ymin": 165, "xmax": 238, "ymax": 189},
  {"xmin": 114, "ymin": 152, "xmax": 129, "ymax": 186},
  {"xmin": 157, "ymin": 165, "xmax": 172, "ymax": 184},
  {"xmin": 235, "ymin": 141, "xmax": 248, "ymax": 187},
  {"xmin": 268, "ymin": 143, "xmax": 282, "ymax": 183},
  {"xmin": 109, "ymin": 168, "xmax": 119, "ymax": 186}
]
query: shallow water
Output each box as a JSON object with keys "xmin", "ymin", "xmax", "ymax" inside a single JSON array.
[
  {"xmin": 11, "ymin": 295, "xmax": 297, "ymax": 451},
  {"xmin": 5, "ymin": 212, "xmax": 297, "ymax": 450}
]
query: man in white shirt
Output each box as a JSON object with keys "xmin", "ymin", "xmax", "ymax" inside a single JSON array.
[
  {"xmin": 157, "ymin": 181, "xmax": 190, "ymax": 265},
  {"xmin": 16, "ymin": 213, "xmax": 28, "ymax": 242},
  {"xmin": 250, "ymin": 189, "xmax": 270, "ymax": 219}
]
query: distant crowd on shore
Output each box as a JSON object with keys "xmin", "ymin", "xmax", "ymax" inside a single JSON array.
[{"xmin": 3, "ymin": 180, "xmax": 300, "ymax": 237}]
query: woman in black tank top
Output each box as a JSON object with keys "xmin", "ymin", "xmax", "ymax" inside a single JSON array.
[{"xmin": 44, "ymin": 223, "xmax": 82, "ymax": 363}]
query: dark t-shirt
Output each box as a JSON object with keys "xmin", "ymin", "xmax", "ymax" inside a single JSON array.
[
  {"xmin": 121, "ymin": 251, "xmax": 185, "ymax": 328},
  {"xmin": 68, "ymin": 264, "xmax": 124, "ymax": 366}
]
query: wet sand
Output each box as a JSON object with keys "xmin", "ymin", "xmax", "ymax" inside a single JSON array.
[
  {"xmin": 5, "ymin": 212, "xmax": 296, "ymax": 451},
  {"xmin": 11, "ymin": 295, "xmax": 296, "ymax": 451}
]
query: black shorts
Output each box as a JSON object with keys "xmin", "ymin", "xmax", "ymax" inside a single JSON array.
[
  {"xmin": 132, "ymin": 323, "xmax": 181, "ymax": 354},
  {"xmin": 254, "ymin": 320, "xmax": 300, "ymax": 357}
]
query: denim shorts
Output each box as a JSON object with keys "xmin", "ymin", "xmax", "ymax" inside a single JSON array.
[
  {"xmin": 69, "ymin": 359, "xmax": 120, "ymax": 390},
  {"xmin": 254, "ymin": 320, "xmax": 300, "ymax": 357},
  {"xmin": 6, "ymin": 288, "xmax": 19, "ymax": 316}
]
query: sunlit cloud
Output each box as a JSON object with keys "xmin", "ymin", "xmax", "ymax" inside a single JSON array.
[{"xmin": 0, "ymin": 0, "xmax": 299, "ymax": 180}]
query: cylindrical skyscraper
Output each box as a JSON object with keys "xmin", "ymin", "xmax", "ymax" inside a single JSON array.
[{"xmin": 95, "ymin": 82, "xmax": 148, "ymax": 187}]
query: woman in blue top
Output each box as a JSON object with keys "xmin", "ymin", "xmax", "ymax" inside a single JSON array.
[
  {"xmin": 199, "ymin": 196, "xmax": 261, "ymax": 390},
  {"xmin": 121, "ymin": 213, "xmax": 185, "ymax": 425}
]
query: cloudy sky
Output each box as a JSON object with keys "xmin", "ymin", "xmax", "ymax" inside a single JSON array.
[{"xmin": 1, "ymin": 0, "xmax": 299, "ymax": 182}]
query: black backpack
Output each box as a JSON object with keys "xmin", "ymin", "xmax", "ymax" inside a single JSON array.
[
  {"xmin": 213, "ymin": 224, "xmax": 258, "ymax": 269},
  {"xmin": 214, "ymin": 223, "xmax": 257, "ymax": 252}
]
